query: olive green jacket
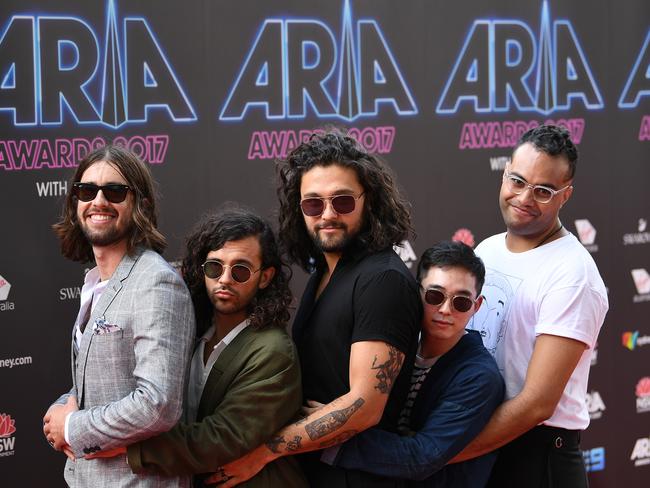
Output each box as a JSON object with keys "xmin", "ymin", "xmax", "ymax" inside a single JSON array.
[{"xmin": 127, "ymin": 326, "xmax": 308, "ymax": 487}]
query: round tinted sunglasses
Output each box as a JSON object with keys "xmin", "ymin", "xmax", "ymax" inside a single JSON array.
[
  {"xmin": 423, "ymin": 289, "xmax": 477, "ymax": 313},
  {"xmin": 72, "ymin": 182, "xmax": 131, "ymax": 203},
  {"xmin": 300, "ymin": 193, "xmax": 364, "ymax": 217},
  {"xmin": 201, "ymin": 260, "xmax": 261, "ymax": 283}
]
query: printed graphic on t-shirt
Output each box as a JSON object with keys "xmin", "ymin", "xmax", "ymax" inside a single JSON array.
[{"xmin": 468, "ymin": 268, "xmax": 522, "ymax": 358}]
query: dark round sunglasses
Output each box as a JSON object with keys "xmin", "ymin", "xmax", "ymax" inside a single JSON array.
[
  {"xmin": 300, "ymin": 193, "xmax": 364, "ymax": 217},
  {"xmin": 424, "ymin": 289, "xmax": 476, "ymax": 313},
  {"xmin": 201, "ymin": 260, "xmax": 261, "ymax": 284},
  {"xmin": 72, "ymin": 182, "xmax": 131, "ymax": 203}
]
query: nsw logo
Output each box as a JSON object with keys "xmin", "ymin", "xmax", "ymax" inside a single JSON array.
[
  {"xmin": 452, "ymin": 228, "xmax": 476, "ymax": 248},
  {"xmin": 0, "ymin": 413, "xmax": 16, "ymax": 457},
  {"xmin": 636, "ymin": 377, "xmax": 650, "ymax": 414}
]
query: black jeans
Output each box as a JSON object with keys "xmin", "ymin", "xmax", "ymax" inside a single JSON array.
[{"xmin": 487, "ymin": 425, "xmax": 588, "ymax": 488}]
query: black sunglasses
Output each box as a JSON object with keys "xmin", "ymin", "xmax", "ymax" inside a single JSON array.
[
  {"xmin": 72, "ymin": 183, "xmax": 131, "ymax": 203},
  {"xmin": 300, "ymin": 193, "xmax": 364, "ymax": 217},
  {"xmin": 424, "ymin": 289, "xmax": 476, "ymax": 313},
  {"xmin": 201, "ymin": 260, "xmax": 261, "ymax": 284}
]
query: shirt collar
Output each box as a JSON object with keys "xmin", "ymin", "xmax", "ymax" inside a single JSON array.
[{"xmin": 200, "ymin": 318, "xmax": 250, "ymax": 347}]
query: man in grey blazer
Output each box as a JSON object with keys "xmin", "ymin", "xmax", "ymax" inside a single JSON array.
[{"xmin": 42, "ymin": 144, "xmax": 195, "ymax": 487}]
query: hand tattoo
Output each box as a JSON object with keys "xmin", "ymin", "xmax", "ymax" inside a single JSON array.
[
  {"xmin": 305, "ymin": 398, "xmax": 364, "ymax": 440},
  {"xmin": 318, "ymin": 430, "xmax": 358, "ymax": 448},
  {"xmin": 265, "ymin": 435, "xmax": 286, "ymax": 454},
  {"xmin": 286, "ymin": 436, "xmax": 302, "ymax": 451},
  {"xmin": 371, "ymin": 345, "xmax": 404, "ymax": 394}
]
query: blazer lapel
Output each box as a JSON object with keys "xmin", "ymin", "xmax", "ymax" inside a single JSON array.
[
  {"xmin": 76, "ymin": 247, "xmax": 144, "ymax": 407},
  {"xmin": 197, "ymin": 327, "xmax": 254, "ymax": 418}
]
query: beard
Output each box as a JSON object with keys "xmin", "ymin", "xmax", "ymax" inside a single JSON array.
[
  {"xmin": 310, "ymin": 221, "xmax": 360, "ymax": 254},
  {"xmin": 79, "ymin": 214, "xmax": 134, "ymax": 247}
]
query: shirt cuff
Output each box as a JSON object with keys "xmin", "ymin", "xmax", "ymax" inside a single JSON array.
[
  {"xmin": 320, "ymin": 444, "xmax": 342, "ymax": 465},
  {"xmin": 64, "ymin": 412, "xmax": 73, "ymax": 445}
]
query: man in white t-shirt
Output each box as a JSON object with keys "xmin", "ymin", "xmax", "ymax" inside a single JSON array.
[{"xmin": 455, "ymin": 124, "xmax": 608, "ymax": 488}]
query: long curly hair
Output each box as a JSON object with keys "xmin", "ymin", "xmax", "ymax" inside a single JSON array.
[
  {"xmin": 52, "ymin": 144, "xmax": 166, "ymax": 262},
  {"xmin": 182, "ymin": 207, "xmax": 292, "ymax": 336},
  {"xmin": 277, "ymin": 129, "xmax": 414, "ymax": 270}
]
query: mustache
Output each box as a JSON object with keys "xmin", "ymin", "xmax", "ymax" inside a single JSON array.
[
  {"xmin": 211, "ymin": 286, "xmax": 237, "ymax": 294},
  {"xmin": 84, "ymin": 206, "xmax": 118, "ymax": 217},
  {"xmin": 315, "ymin": 222, "xmax": 347, "ymax": 231}
]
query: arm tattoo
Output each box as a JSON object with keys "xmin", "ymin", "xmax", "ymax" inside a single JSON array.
[
  {"xmin": 371, "ymin": 345, "xmax": 404, "ymax": 394},
  {"xmin": 318, "ymin": 430, "xmax": 358, "ymax": 448},
  {"xmin": 286, "ymin": 435, "xmax": 302, "ymax": 451},
  {"xmin": 265, "ymin": 435, "xmax": 286, "ymax": 454},
  {"xmin": 305, "ymin": 398, "xmax": 365, "ymax": 440}
]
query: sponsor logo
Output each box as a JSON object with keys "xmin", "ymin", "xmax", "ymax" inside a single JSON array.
[
  {"xmin": 1, "ymin": 134, "xmax": 169, "ymax": 172},
  {"xmin": 0, "ymin": 356, "xmax": 33, "ymax": 369},
  {"xmin": 631, "ymin": 269, "xmax": 650, "ymax": 303},
  {"xmin": 623, "ymin": 219, "xmax": 650, "ymax": 245},
  {"xmin": 574, "ymin": 219, "xmax": 598, "ymax": 252},
  {"xmin": 586, "ymin": 391, "xmax": 605, "ymax": 420},
  {"xmin": 622, "ymin": 331, "xmax": 650, "ymax": 351},
  {"xmin": 0, "ymin": 275, "xmax": 14, "ymax": 312},
  {"xmin": 437, "ymin": 1, "xmax": 602, "ymax": 116},
  {"xmin": 59, "ymin": 286, "xmax": 82, "ymax": 301},
  {"xmin": 220, "ymin": 0, "xmax": 416, "ymax": 122},
  {"xmin": 0, "ymin": 0, "xmax": 195, "ymax": 128},
  {"xmin": 636, "ymin": 377, "xmax": 650, "ymax": 414},
  {"xmin": 618, "ymin": 30, "xmax": 650, "ymax": 110},
  {"xmin": 452, "ymin": 228, "xmax": 475, "ymax": 248},
  {"xmin": 583, "ymin": 447, "xmax": 605, "ymax": 472},
  {"xmin": 631, "ymin": 435, "xmax": 650, "ymax": 467},
  {"xmin": 641, "ymin": 116, "xmax": 650, "ymax": 142},
  {"xmin": 247, "ymin": 126, "xmax": 395, "ymax": 160},
  {"xmin": 394, "ymin": 240, "xmax": 417, "ymax": 269},
  {"xmin": 0, "ymin": 413, "xmax": 16, "ymax": 457}
]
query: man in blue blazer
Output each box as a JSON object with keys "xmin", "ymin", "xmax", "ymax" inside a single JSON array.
[{"xmin": 324, "ymin": 241, "xmax": 505, "ymax": 487}]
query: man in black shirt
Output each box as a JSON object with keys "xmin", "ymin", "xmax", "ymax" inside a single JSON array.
[{"xmin": 213, "ymin": 130, "xmax": 421, "ymax": 487}]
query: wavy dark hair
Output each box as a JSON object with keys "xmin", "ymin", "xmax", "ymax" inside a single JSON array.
[
  {"xmin": 182, "ymin": 207, "xmax": 292, "ymax": 336},
  {"xmin": 277, "ymin": 129, "xmax": 414, "ymax": 270},
  {"xmin": 52, "ymin": 144, "xmax": 166, "ymax": 262}
]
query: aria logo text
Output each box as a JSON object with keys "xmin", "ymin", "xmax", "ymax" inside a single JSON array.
[{"xmin": 631, "ymin": 436, "xmax": 650, "ymax": 467}]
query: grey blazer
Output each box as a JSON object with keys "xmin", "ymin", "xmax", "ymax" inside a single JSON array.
[{"xmin": 55, "ymin": 247, "xmax": 195, "ymax": 487}]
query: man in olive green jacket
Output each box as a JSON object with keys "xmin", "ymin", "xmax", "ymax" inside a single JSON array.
[{"xmin": 90, "ymin": 209, "xmax": 307, "ymax": 487}]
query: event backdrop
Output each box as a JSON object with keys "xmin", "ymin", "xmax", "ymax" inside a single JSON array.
[{"xmin": 1, "ymin": 0, "xmax": 648, "ymax": 485}]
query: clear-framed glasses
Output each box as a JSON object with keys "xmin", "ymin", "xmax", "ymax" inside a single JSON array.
[
  {"xmin": 300, "ymin": 193, "xmax": 365, "ymax": 217},
  {"xmin": 423, "ymin": 288, "xmax": 478, "ymax": 313},
  {"xmin": 201, "ymin": 260, "xmax": 261, "ymax": 283},
  {"xmin": 503, "ymin": 171, "xmax": 572, "ymax": 204}
]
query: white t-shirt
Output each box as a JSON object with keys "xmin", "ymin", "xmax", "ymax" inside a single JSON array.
[{"xmin": 468, "ymin": 232, "xmax": 608, "ymax": 430}]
